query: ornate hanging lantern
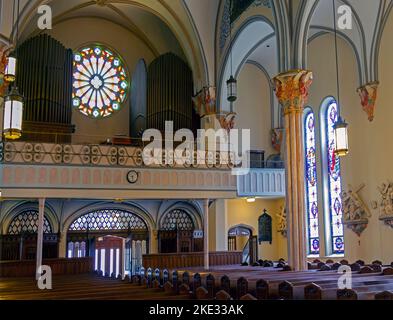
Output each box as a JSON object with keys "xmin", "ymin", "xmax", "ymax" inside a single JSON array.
[
  {"xmin": 333, "ymin": 116, "xmax": 348, "ymax": 156},
  {"xmin": 4, "ymin": 54, "xmax": 17, "ymax": 82},
  {"xmin": 3, "ymin": 86, "xmax": 24, "ymax": 140}
]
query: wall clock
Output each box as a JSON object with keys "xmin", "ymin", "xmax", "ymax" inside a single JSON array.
[{"xmin": 127, "ymin": 170, "xmax": 139, "ymax": 184}]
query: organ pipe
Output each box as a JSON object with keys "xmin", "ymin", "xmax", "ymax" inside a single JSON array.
[
  {"xmin": 147, "ymin": 53, "xmax": 196, "ymax": 133},
  {"xmin": 15, "ymin": 34, "xmax": 74, "ymax": 142}
]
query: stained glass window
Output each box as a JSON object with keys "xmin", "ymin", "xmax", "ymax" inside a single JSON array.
[
  {"xmin": 8, "ymin": 210, "xmax": 52, "ymax": 235},
  {"xmin": 161, "ymin": 209, "xmax": 194, "ymax": 231},
  {"xmin": 325, "ymin": 101, "xmax": 344, "ymax": 254},
  {"xmin": 68, "ymin": 209, "xmax": 147, "ymax": 231},
  {"xmin": 72, "ymin": 46, "xmax": 128, "ymax": 118},
  {"xmin": 304, "ymin": 111, "xmax": 319, "ymax": 255}
]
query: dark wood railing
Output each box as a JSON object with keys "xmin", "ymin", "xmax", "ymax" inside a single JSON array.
[
  {"xmin": 0, "ymin": 257, "xmax": 93, "ymax": 277},
  {"xmin": 142, "ymin": 251, "xmax": 242, "ymax": 269}
]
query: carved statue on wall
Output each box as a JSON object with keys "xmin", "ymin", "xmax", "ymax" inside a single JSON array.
[
  {"xmin": 341, "ymin": 183, "xmax": 371, "ymax": 236},
  {"xmin": 377, "ymin": 181, "xmax": 393, "ymax": 228},
  {"xmin": 276, "ymin": 205, "xmax": 287, "ymax": 237}
]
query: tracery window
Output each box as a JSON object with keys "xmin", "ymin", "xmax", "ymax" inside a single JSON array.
[
  {"xmin": 68, "ymin": 209, "xmax": 147, "ymax": 231},
  {"xmin": 304, "ymin": 110, "xmax": 320, "ymax": 255},
  {"xmin": 161, "ymin": 209, "xmax": 194, "ymax": 231},
  {"xmin": 72, "ymin": 45, "xmax": 128, "ymax": 118},
  {"xmin": 323, "ymin": 100, "xmax": 344, "ymax": 254},
  {"xmin": 8, "ymin": 210, "xmax": 52, "ymax": 235}
]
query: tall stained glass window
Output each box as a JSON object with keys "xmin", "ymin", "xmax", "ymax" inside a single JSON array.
[
  {"xmin": 72, "ymin": 46, "xmax": 128, "ymax": 118},
  {"xmin": 324, "ymin": 101, "xmax": 344, "ymax": 254},
  {"xmin": 304, "ymin": 111, "xmax": 319, "ymax": 255}
]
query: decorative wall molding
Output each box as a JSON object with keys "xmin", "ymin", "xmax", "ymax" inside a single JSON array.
[
  {"xmin": 341, "ymin": 184, "xmax": 371, "ymax": 236},
  {"xmin": 1, "ymin": 164, "xmax": 236, "ymax": 192},
  {"xmin": 0, "ymin": 141, "xmax": 234, "ymax": 169},
  {"xmin": 377, "ymin": 181, "xmax": 393, "ymax": 228}
]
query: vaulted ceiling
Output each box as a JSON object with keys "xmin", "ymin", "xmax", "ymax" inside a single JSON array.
[{"xmin": 1, "ymin": 0, "xmax": 392, "ymax": 98}]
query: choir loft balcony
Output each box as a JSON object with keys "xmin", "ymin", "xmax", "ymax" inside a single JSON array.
[
  {"xmin": 0, "ymin": 141, "xmax": 285, "ymax": 199},
  {"xmin": 0, "ymin": 140, "xmax": 238, "ymax": 200}
]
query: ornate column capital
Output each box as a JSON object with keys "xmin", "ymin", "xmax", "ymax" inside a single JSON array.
[
  {"xmin": 357, "ymin": 81, "xmax": 379, "ymax": 122},
  {"xmin": 272, "ymin": 69, "xmax": 313, "ymax": 114}
]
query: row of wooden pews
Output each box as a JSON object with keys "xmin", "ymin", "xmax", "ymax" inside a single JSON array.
[{"xmin": 140, "ymin": 259, "xmax": 393, "ymax": 300}]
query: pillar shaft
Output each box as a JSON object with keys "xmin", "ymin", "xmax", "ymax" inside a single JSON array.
[
  {"xmin": 203, "ymin": 199, "xmax": 209, "ymax": 271},
  {"xmin": 36, "ymin": 198, "xmax": 46, "ymax": 279},
  {"xmin": 273, "ymin": 70, "xmax": 313, "ymax": 271}
]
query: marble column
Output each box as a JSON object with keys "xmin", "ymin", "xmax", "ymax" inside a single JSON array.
[
  {"xmin": 273, "ymin": 70, "xmax": 313, "ymax": 271},
  {"xmin": 36, "ymin": 198, "xmax": 46, "ymax": 279},
  {"xmin": 203, "ymin": 199, "xmax": 209, "ymax": 271}
]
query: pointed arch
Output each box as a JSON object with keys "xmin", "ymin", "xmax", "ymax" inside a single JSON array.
[
  {"xmin": 303, "ymin": 106, "xmax": 320, "ymax": 256},
  {"xmin": 320, "ymin": 97, "xmax": 344, "ymax": 255}
]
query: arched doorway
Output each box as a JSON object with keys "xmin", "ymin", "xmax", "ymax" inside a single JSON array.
[
  {"xmin": 228, "ymin": 225, "xmax": 257, "ymax": 264},
  {"xmin": 2, "ymin": 210, "xmax": 58, "ymax": 261},
  {"xmin": 67, "ymin": 209, "xmax": 149, "ymax": 276},
  {"xmin": 158, "ymin": 209, "xmax": 202, "ymax": 253}
]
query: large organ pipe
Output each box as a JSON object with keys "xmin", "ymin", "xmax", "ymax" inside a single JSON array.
[
  {"xmin": 15, "ymin": 34, "xmax": 74, "ymax": 142},
  {"xmin": 146, "ymin": 53, "xmax": 195, "ymax": 133}
]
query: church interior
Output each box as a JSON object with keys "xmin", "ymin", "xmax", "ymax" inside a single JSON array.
[{"xmin": 1, "ymin": 0, "xmax": 393, "ymax": 301}]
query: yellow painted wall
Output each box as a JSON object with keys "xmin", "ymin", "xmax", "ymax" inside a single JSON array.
[
  {"xmin": 225, "ymin": 198, "xmax": 287, "ymax": 261},
  {"xmin": 307, "ymin": 13, "xmax": 393, "ymax": 264},
  {"xmin": 235, "ymin": 63, "xmax": 275, "ymax": 157}
]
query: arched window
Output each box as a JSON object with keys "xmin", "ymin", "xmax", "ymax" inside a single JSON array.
[
  {"xmin": 72, "ymin": 45, "xmax": 129, "ymax": 118},
  {"xmin": 68, "ymin": 209, "xmax": 147, "ymax": 232},
  {"xmin": 304, "ymin": 109, "xmax": 319, "ymax": 255},
  {"xmin": 321, "ymin": 99, "xmax": 344, "ymax": 255},
  {"xmin": 161, "ymin": 209, "xmax": 194, "ymax": 231},
  {"xmin": 8, "ymin": 210, "xmax": 52, "ymax": 235}
]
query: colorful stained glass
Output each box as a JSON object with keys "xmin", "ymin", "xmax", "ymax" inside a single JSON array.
[
  {"xmin": 325, "ymin": 101, "xmax": 344, "ymax": 254},
  {"xmin": 72, "ymin": 46, "xmax": 128, "ymax": 118},
  {"xmin": 304, "ymin": 112, "xmax": 319, "ymax": 255}
]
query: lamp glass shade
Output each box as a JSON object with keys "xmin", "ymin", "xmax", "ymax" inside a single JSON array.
[
  {"xmin": 3, "ymin": 87, "xmax": 23, "ymax": 140},
  {"xmin": 226, "ymin": 75, "xmax": 237, "ymax": 102},
  {"xmin": 333, "ymin": 116, "xmax": 348, "ymax": 156},
  {"xmin": 246, "ymin": 197, "xmax": 256, "ymax": 203},
  {"xmin": 4, "ymin": 56, "xmax": 17, "ymax": 83}
]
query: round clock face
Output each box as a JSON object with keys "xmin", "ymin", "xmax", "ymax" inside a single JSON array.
[{"xmin": 127, "ymin": 170, "xmax": 138, "ymax": 184}]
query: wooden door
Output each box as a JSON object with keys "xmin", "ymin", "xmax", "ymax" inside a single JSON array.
[{"xmin": 95, "ymin": 236, "xmax": 124, "ymax": 277}]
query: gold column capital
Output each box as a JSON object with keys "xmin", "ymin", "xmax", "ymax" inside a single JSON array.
[
  {"xmin": 357, "ymin": 81, "xmax": 379, "ymax": 122},
  {"xmin": 272, "ymin": 69, "xmax": 313, "ymax": 115}
]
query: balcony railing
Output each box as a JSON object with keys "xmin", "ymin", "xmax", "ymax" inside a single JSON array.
[{"xmin": 237, "ymin": 167, "xmax": 286, "ymax": 197}]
